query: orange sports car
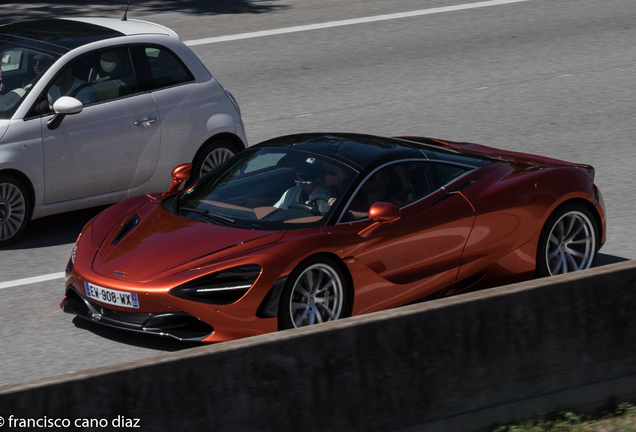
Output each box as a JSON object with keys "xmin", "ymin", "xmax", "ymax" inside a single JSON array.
[{"xmin": 61, "ymin": 133, "xmax": 606, "ymax": 342}]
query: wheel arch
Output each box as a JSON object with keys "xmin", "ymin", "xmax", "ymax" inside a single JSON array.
[
  {"xmin": 191, "ymin": 132, "xmax": 246, "ymax": 166},
  {"xmin": 548, "ymin": 197, "xmax": 603, "ymax": 247}
]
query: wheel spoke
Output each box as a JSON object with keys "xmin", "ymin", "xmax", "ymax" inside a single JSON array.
[
  {"xmin": 0, "ymin": 181, "xmax": 27, "ymax": 242},
  {"xmin": 550, "ymin": 252, "xmax": 563, "ymax": 274},
  {"xmin": 316, "ymin": 302, "xmax": 336, "ymax": 320},
  {"xmin": 307, "ymin": 308, "xmax": 316, "ymax": 325},
  {"xmin": 200, "ymin": 148, "xmax": 235, "ymax": 176},
  {"xmin": 294, "ymin": 284, "xmax": 311, "ymax": 299},
  {"xmin": 294, "ymin": 308, "xmax": 310, "ymax": 327},
  {"xmin": 569, "ymin": 238, "xmax": 591, "ymax": 246},
  {"xmin": 564, "ymin": 222, "xmax": 584, "ymax": 243},
  {"xmin": 291, "ymin": 301, "xmax": 308, "ymax": 311},
  {"xmin": 565, "ymin": 251, "xmax": 579, "ymax": 271},
  {"xmin": 567, "ymin": 248, "xmax": 584, "ymax": 259},
  {"xmin": 563, "ymin": 215, "xmax": 576, "ymax": 238}
]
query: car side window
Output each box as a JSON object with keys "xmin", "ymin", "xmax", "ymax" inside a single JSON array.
[
  {"xmin": 141, "ymin": 46, "xmax": 194, "ymax": 90},
  {"xmin": 429, "ymin": 162, "xmax": 469, "ymax": 188},
  {"xmin": 85, "ymin": 47, "xmax": 138, "ymax": 101},
  {"xmin": 344, "ymin": 161, "xmax": 434, "ymax": 222},
  {"xmin": 31, "ymin": 46, "xmax": 139, "ymax": 116}
]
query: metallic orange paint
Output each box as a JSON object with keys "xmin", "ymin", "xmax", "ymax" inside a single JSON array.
[{"xmin": 61, "ymin": 134, "xmax": 607, "ymax": 343}]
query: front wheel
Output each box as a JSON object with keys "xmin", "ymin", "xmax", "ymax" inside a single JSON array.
[
  {"xmin": 536, "ymin": 203, "xmax": 598, "ymax": 277},
  {"xmin": 0, "ymin": 175, "xmax": 30, "ymax": 247},
  {"xmin": 278, "ymin": 257, "xmax": 347, "ymax": 330},
  {"xmin": 191, "ymin": 140, "xmax": 238, "ymax": 182}
]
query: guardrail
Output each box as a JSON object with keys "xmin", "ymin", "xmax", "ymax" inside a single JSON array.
[{"xmin": 1, "ymin": 260, "xmax": 635, "ymax": 431}]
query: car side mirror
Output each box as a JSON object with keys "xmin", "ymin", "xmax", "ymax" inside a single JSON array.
[
  {"xmin": 165, "ymin": 163, "xmax": 193, "ymax": 195},
  {"xmin": 358, "ymin": 202, "xmax": 401, "ymax": 238},
  {"xmin": 47, "ymin": 96, "xmax": 83, "ymax": 130}
]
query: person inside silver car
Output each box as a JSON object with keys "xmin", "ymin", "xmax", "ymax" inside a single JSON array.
[{"xmin": 48, "ymin": 63, "xmax": 98, "ymax": 104}]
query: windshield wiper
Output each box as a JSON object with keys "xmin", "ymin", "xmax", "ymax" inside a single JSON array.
[{"xmin": 180, "ymin": 207, "xmax": 235, "ymax": 226}]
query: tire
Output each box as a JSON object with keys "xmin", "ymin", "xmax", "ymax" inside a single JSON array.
[
  {"xmin": 191, "ymin": 140, "xmax": 238, "ymax": 182},
  {"xmin": 278, "ymin": 257, "xmax": 347, "ymax": 330},
  {"xmin": 536, "ymin": 203, "xmax": 598, "ymax": 277},
  {"xmin": 0, "ymin": 175, "xmax": 30, "ymax": 247}
]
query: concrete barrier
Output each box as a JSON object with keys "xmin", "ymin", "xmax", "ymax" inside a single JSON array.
[{"xmin": 1, "ymin": 260, "xmax": 635, "ymax": 431}]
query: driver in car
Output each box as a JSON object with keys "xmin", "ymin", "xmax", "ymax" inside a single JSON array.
[{"xmin": 274, "ymin": 158, "xmax": 335, "ymax": 215}]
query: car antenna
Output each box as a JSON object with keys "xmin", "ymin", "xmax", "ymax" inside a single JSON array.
[{"xmin": 122, "ymin": 0, "xmax": 132, "ymax": 21}]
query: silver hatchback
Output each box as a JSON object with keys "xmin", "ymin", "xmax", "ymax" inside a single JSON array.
[{"xmin": 0, "ymin": 17, "xmax": 247, "ymax": 246}]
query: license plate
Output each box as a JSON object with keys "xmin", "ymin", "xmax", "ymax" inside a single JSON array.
[{"xmin": 84, "ymin": 282, "xmax": 140, "ymax": 309}]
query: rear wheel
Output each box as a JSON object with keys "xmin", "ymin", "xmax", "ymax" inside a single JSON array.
[
  {"xmin": 0, "ymin": 175, "xmax": 30, "ymax": 247},
  {"xmin": 536, "ymin": 203, "xmax": 598, "ymax": 277},
  {"xmin": 191, "ymin": 140, "xmax": 238, "ymax": 182},
  {"xmin": 278, "ymin": 257, "xmax": 347, "ymax": 330}
]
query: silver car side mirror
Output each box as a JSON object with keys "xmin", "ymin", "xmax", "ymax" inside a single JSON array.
[{"xmin": 47, "ymin": 96, "xmax": 84, "ymax": 130}]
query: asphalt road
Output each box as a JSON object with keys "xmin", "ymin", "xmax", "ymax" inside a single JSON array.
[{"xmin": 0, "ymin": 0, "xmax": 634, "ymax": 387}]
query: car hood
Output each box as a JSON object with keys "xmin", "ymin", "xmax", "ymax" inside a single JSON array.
[{"xmin": 92, "ymin": 201, "xmax": 284, "ymax": 282}]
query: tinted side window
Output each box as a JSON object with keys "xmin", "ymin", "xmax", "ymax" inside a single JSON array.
[
  {"xmin": 142, "ymin": 46, "xmax": 193, "ymax": 90},
  {"xmin": 344, "ymin": 161, "xmax": 434, "ymax": 221},
  {"xmin": 86, "ymin": 46, "xmax": 139, "ymax": 101},
  {"xmin": 430, "ymin": 162, "xmax": 469, "ymax": 187}
]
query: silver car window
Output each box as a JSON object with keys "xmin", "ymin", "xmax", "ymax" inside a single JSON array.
[{"xmin": 0, "ymin": 44, "xmax": 59, "ymax": 119}]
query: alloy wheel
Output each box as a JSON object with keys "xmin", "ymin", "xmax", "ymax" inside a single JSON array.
[
  {"xmin": 545, "ymin": 210, "xmax": 596, "ymax": 275},
  {"xmin": 288, "ymin": 263, "xmax": 345, "ymax": 328},
  {"xmin": 200, "ymin": 147, "xmax": 235, "ymax": 177},
  {"xmin": 0, "ymin": 181, "xmax": 27, "ymax": 242}
]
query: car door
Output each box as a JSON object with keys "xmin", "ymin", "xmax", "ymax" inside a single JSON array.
[
  {"xmin": 332, "ymin": 161, "xmax": 476, "ymax": 307},
  {"xmin": 131, "ymin": 44, "xmax": 221, "ymax": 163},
  {"xmin": 38, "ymin": 46, "xmax": 161, "ymax": 204}
]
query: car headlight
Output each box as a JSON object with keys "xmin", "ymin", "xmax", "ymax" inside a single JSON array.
[{"xmin": 169, "ymin": 265, "xmax": 261, "ymax": 305}]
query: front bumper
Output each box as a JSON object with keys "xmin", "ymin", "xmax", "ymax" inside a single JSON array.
[{"xmin": 62, "ymin": 287, "xmax": 214, "ymax": 342}]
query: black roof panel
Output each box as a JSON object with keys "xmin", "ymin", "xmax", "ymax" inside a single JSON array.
[
  {"xmin": 255, "ymin": 133, "xmax": 493, "ymax": 171},
  {"xmin": 0, "ymin": 19, "xmax": 123, "ymax": 52}
]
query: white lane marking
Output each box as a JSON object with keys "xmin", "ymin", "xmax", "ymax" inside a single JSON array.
[
  {"xmin": 185, "ymin": 0, "xmax": 532, "ymax": 46},
  {"xmin": 0, "ymin": 272, "xmax": 65, "ymax": 290}
]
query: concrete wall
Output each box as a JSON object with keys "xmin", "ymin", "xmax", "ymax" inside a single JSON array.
[{"xmin": 1, "ymin": 260, "xmax": 636, "ymax": 431}]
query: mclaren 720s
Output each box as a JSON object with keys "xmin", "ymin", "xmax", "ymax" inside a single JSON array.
[{"xmin": 61, "ymin": 133, "xmax": 606, "ymax": 342}]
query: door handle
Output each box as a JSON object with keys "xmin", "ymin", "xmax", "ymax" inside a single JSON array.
[{"xmin": 135, "ymin": 117, "xmax": 157, "ymax": 126}]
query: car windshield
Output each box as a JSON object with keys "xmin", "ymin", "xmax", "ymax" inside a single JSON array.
[
  {"xmin": 0, "ymin": 42, "xmax": 60, "ymax": 119},
  {"xmin": 177, "ymin": 147, "xmax": 358, "ymax": 230}
]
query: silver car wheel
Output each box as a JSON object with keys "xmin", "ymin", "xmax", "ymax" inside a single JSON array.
[
  {"xmin": 545, "ymin": 210, "xmax": 596, "ymax": 276},
  {"xmin": 0, "ymin": 181, "xmax": 27, "ymax": 242},
  {"xmin": 288, "ymin": 263, "xmax": 345, "ymax": 328},
  {"xmin": 200, "ymin": 147, "xmax": 235, "ymax": 177}
]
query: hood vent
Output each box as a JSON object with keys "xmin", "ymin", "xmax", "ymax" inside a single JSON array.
[{"xmin": 112, "ymin": 214, "xmax": 140, "ymax": 245}]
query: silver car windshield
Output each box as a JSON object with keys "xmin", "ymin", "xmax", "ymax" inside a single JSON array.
[{"xmin": 0, "ymin": 43, "xmax": 59, "ymax": 119}]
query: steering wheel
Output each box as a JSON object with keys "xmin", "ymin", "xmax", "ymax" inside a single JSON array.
[{"xmin": 288, "ymin": 202, "xmax": 321, "ymax": 216}]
